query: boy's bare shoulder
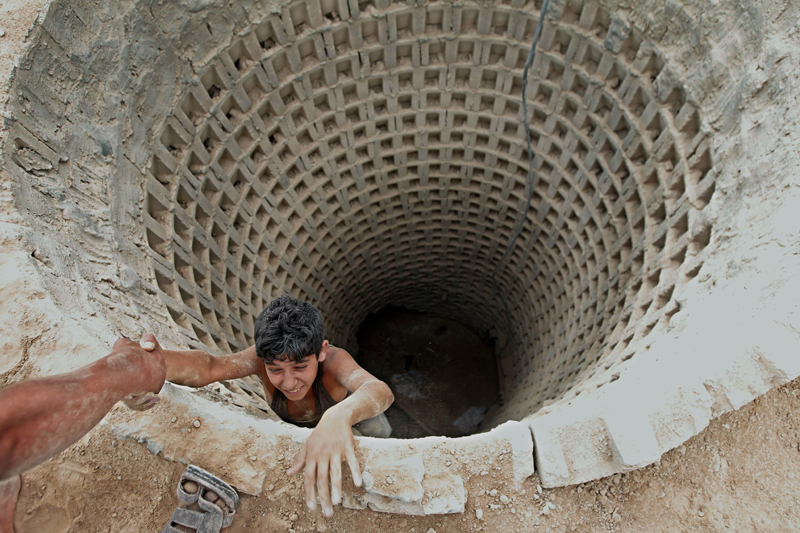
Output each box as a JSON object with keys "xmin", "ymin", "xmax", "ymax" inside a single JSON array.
[
  {"xmin": 326, "ymin": 345, "xmax": 352, "ymax": 360},
  {"xmin": 322, "ymin": 345, "xmax": 360, "ymax": 373},
  {"xmin": 321, "ymin": 345, "xmax": 384, "ymax": 392}
]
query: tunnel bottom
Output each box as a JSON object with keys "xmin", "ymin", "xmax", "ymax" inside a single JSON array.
[{"xmin": 355, "ymin": 306, "xmax": 500, "ymax": 438}]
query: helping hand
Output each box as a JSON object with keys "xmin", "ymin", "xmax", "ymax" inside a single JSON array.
[
  {"xmin": 286, "ymin": 410, "xmax": 362, "ymax": 517},
  {"xmin": 117, "ymin": 334, "xmax": 166, "ymax": 411}
]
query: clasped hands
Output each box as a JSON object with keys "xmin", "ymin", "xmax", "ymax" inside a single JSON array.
[{"xmin": 118, "ymin": 334, "xmax": 165, "ymax": 411}]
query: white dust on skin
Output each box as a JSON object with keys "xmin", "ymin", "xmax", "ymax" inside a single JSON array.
[
  {"xmin": 227, "ymin": 348, "xmax": 263, "ymax": 374},
  {"xmin": 339, "ymin": 369, "xmax": 365, "ymax": 392},
  {"xmin": 337, "ymin": 370, "xmax": 393, "ymax": 424}
]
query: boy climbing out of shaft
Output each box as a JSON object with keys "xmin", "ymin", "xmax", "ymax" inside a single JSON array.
[{"xmin": 134, "ymin": 295, "xmax": 394, "ymax": 517}]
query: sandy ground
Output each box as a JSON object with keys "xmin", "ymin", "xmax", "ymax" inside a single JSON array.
[{"xmin": 9, "ymin": 372, "xmax": 800, "ymax": 532}]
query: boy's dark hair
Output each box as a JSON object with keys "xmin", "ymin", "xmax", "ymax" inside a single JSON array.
[{"xmin": 254, "ymin": 296, "xmax": 324, "ymax": 363}]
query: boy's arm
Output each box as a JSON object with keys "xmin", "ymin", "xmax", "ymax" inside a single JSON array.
[
  {"xmin": 324, "ymin": 357, "xmax": 395, "ymax": 427},
  {"xmin": 0, "ymin": 335, "xmax": 166, "ymax": 481},
  {"xmin": 123, "ymin": 344, "xmax": 264, "ymax": 411},
  {"xmin": 162, "ymin": 345, "xmax": 261, "ymax": 387},
  {"xmin": 288, "ymin": 348, "xmax": 394, "ymax": 517}
]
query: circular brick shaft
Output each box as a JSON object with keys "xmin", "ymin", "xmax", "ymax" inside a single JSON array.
[
  {"xmin": 2, "ymin": 0, "xmax": 800, "ymax": 493},
  {"xmin": 145, "ymin": 0, "xmax": 714, "ymax": 424}
]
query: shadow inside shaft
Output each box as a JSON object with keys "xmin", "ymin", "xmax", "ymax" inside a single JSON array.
[{"xmin": 355, "ymin": 306, "xmax": 500, "ymax": 438}]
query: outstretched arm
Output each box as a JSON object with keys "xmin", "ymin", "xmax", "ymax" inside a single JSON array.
[
  {"xmin": 123, "ymin": 345, "xmax": 265, "ymax": 411},
  {"xmin": 0, "ymin": 335, "xmax": 166, "ymax": 481},
  {"xmin": 288, "ymin": 348, "xmax": 394, "ymax": 517},
  {"xmin": 162, "ymin": 345, "xmax": 262, "ymax": 387}
]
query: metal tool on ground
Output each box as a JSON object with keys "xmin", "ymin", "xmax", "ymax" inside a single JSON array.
[{"xmin": 161, "ymin": 465, "xmax": 239, "ymax": 533}]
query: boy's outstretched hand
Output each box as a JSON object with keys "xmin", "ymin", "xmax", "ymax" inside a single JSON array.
[{"xmin": 286, "ymin": 409, "xmax": 362, "ymax": 517}]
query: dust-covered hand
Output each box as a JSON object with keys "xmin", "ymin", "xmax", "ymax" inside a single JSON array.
[
  {"xmin": 286, "ymin": 409, "xmax": 362, "ymax": 517},
  {"xmin": 119, "ymin": 334, "xmax": 166, "ymax": 411}
]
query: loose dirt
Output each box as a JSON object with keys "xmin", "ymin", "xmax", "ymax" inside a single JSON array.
[{"xmin": 10, "ymin": 373, "xmax": 800, "ymax": 532}]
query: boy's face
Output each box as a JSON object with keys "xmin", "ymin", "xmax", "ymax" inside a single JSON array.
[{"xmin": 264, "ymin": 341, "xmax": 328, "ymax": 401}]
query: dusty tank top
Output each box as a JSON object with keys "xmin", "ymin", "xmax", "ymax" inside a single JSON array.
[{"xmin": 270, "ymin": 371, "xmax": 339, "ymax": 428}]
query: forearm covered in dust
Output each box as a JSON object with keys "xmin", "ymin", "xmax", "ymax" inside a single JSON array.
[{"xmin": 328, "ymin": 379, "xmax": 394, "ymax": 426}]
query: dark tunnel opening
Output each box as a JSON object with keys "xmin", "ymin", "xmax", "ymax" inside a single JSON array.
[{"xmin": 355, "ymin": 305, "xmax": 500, "ymax": 438}]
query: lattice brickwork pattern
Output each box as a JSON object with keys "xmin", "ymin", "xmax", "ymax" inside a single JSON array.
[{"xmin": 140, "ymin": 0, "xmax": 716, "ymax": 423}]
